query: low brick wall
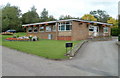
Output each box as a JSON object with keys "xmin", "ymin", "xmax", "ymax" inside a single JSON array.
[
  {"xmin": 66, "ymin": 40, "xmax": 88, "ymax": 57},
  {"xmin": 57, "ymin": 36, "xmax": 72, "ymax": 41}
]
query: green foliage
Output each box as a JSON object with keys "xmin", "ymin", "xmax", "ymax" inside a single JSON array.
[
  {"xmin": 81, "ymin": 14, "xmax": 97, "ymax": 21},
  {"xmin": 90, "ymin": 9, "xmax": 110, "ymax": 23},
  {"xmin": 47, "ymin": 15, "xmax": 56, "ymax": 21},
  {"xmin": 40, "ymin": 8, "xmax": 56, "ymax": 22},
  {"xmin": 107, "ymin": 17, "xmax": 119, "ymax": 36},
  {"xmin": 40, "ymin": 8, "xmax": 48, "ymax": 22},
  {"xmin": 2, "ymin": 33, "xmax": 80, "ymax": 59},
  {"xmin": 118, "ymin": 34, "xmax": 120, "ymax": 41},
  {"xmin": 107, "ymin": 17, "xmax": 117, "ymax": 26},
  {"xmin": 2, "ymin": 3, "xmax": 24, "ymax": 32},
  {"xmin": 0, "ymin": 6, "xmax": 2, "ymax": 33},
  {"xmin": 59, "ymin": 15, "xmax": 79, "ymax": 20},
  {"xmin": 111, "ymin": 27, "xmax": 120, "ymax": 36},
  {"xmin": 118, "ymin": 15, "xmax": 120, "ymax": 29},
  {"xmin": 22, "ymin": 6, "xmax": 40, "ymax": 24}
]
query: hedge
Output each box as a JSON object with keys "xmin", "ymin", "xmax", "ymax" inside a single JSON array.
[{"xmin": 111, "ymin": 27, "xmax": 120, "ymax": 36}]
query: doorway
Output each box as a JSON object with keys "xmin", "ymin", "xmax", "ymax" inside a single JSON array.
[{"xmin": 89, "ymin": 25, "xmax": 99, "ymax": 36}]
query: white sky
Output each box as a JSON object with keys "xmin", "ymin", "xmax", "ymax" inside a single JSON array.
[{"xmin": 0, "ymin": 0, "xmax": 119, "ymax": 19}]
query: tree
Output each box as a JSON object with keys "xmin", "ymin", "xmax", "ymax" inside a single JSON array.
[
  {"xmin": 40, "ymin": 8, "xmax": 56, "ymax": 22},
  {"xmin": 59, "ymin": 15, "xmax": 79, "ymax": 20},
  {"xmin": 107, "ymin": 17, "xmax": 120, "ymax": 36},
  {"xmin": 47, "ymin": 15, "xmax": 56, "ymax": 21},
  {"xmin": 22, "ymin": 6, "xmax": 40, "ymax": 24},
  {"xmin": 90, "ymin": 9, "xmax": 110, "ymax": 23},
  {"xmin": 118, "ymin": 15, "xmax": 120, "ymax": 29},
  {"xmin": 81, "ymin": 14, "xmax": 97, "ymax": 21},
  {"xmin": 40, "ymin": 8, "xmax": 48, "ymax": 22},
  {"xmin": 2, "ymin": 3, "xmax": 23, "ymax": 32},
  {"xmin": 0, "ymin": 6, "xmax": 2, "ymax": 32},
  {"xmin": 31, "ymin": 5, "xmax": 36, "ymax": 12},
  {"xmin": 107, "ymin": 17, "xmax": 118, "ymax": 27}
]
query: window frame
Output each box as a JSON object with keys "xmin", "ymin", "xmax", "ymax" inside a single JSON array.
[
  {"xmin": 46, "ymin": 26, "xmax": 52, "ymax": 32},
  {"xmin": 89, "ymin": 25, "xmax": 94, "ymax": 32},
  {"xmin": 39, "ymin": 26, "xmax": 45, "ymax": 32},
  {"xmin": 52, "ymin": 25, "xmax": 56, "ymax": 32},
  {"xmin": 103, "ymin": 27, "xmax": 109, "ymax": 33},
  {"xmin": 33, "ymin": 27, "xmax": 38, "ymax": 33},
  {"xmin": 58, "ymin": 22, "xmax": 72, "ymax": 31},
  {"xmin": 28, "ymin": 27, "xmax": 33, "ymax": 33}
]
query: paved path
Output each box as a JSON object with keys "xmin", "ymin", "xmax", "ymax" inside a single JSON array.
[{"xmin": 2, "ymin": 39, "xmax": 118, "ymax": 76}]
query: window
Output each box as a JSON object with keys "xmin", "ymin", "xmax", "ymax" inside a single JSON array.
[
  {"xmin": 28, "ymin": 27, "xmax": 32, "ymax": 33},
  {"xmin": 52, "ymin": 25, "xmax": 56, "ymax": 31},
  {"xmin": 46, "ymin": 26, "xmax": 52, "ymax": 32},
  {"xmin": 58, "ymin": 22, "xmax": 72, "ymax": 31},
  {"xmin": 33, "ymin": 27, "xmax": 38, "ymax": 33},
  {"xmin": 66, "ymin": 24, "xmax": 72, "ymax": 30},
  {"xmin": 89, "ymin": 26, "xmax": 94, "ymax": 31},
  {"xmin": 39, "ymin": 27, "xmax": 44, "ymax": 32},
  {"xmin": 104, "ymin": 27, "xmax": 109, "ymax": 33},
  {"xmin": 61, "ymin": 24, "xmax": 65, "ymax": 30}
]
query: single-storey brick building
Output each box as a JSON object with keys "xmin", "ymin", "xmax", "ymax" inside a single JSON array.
[{"xmin": 22, "ymin": 19, "xmax": 112, "ymax": 41}]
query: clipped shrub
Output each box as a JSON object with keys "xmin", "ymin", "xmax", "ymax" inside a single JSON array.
[
  {"xmin": 111, "ymin": 27, "xmax": 120, "ymax": 36},
  {"xmin": 119, "ymin": 34, "xmax": 120, "ymax": 41}
]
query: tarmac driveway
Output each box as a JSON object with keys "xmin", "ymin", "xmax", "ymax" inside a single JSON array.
[{"xmin": 2, "ymin": 39, "xmax": 118, "ymax": 76}]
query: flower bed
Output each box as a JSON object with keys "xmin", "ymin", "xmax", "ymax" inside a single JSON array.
[
  {"xmin": 6, "ymin": 38, "xmax": 30, "ymax": 41},
  {"xmin": 1, "ymin": 32, "xmax": 13, "ymax": 35},
  {"xmin": 5, "ymin": 35, "xmax": 39, "ymax": 41}
]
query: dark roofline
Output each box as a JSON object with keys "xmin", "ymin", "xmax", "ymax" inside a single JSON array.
[{"xmin": 22, "ymin": 19, "xmax": 112, "ymax": 26}]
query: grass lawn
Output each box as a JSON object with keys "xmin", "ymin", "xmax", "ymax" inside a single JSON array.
[{"xmin": 2, "ymin": 32, "xmax": 81, "ymax": 59}]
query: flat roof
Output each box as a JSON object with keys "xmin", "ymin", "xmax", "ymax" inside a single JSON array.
[{"xmin": 22, "ymin": 19, "xmax": 112, "ymax": 26}]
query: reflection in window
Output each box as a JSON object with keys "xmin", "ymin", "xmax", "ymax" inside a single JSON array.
[
  {"xmin": 33, "ymin": 27, "xmax": 38, "ymax": 33},
  {"xmin": 104, "ymin": 27, "xmax": 109, "ymax": 33},
  {"xmin": 89, "ymin": 26, "xmax": 94, "ymax": 31},
  {"xmin": 39, "ymin": 27, "xmax": 44, "ymax": 32},
  {"xmin": 58, "ymin": 22, "xmax": 72, "ymax": 31},
  {"xmin": 52, "ymin": 25, "xmax": 56, "ymax": 31},
  {"xmin": 46, "ymin": 26, "xmax": 52, "ymax": 32},
  {"xmin": 28, "ymin": 27, "xmax": 32, "ymax": 33}
]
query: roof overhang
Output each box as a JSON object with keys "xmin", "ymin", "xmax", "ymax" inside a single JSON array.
[{"xmin": 22, "ymin": 19, "xmax": 113, "ymax": 27}]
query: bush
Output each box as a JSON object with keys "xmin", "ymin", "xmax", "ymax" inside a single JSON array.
[
  {"xmin": 111, "ymin": 27, "xmax": 120, "ymax": 36},
  {"xmin": 119, "ymin": 34, "xmax": 120, "ymax": 41}
]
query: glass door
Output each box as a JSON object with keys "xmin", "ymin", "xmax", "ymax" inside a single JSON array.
[{"xmin": 89, "ymin": 25, "xmax": 99, "ymax": 37}]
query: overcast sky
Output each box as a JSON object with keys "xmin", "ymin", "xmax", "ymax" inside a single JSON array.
[{"xmin": 0, "ymin": 0, "xmax": 119, "ymax": 19}]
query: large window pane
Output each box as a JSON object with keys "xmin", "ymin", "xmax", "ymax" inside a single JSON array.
[
  {"xmin": 58, "ymin": 22, "xmax": 72, "ymax": 31},
  {"xmin": 46, "ymin": 26, "xmax": 52, "ymax": 32},
  {"xmin": 89, "ymin": 26, "xmax": 94, "ymax": 31},
  {"xmin": 33, "ymin": 27, "xmax": 38, "ymax": 33},
  {"xmin": 39, "ymin": 27, "xmax": 44, "ymax": 32},
  {"xmin": 28, "ymin": 27, "xmax": 32, "ymax": 33},
  {"xmin": 52, "ymin": 25, "xmax": 56, "ymax": 31},
  {"xmin": 66, "ymin": 25, "xmax": 71, "ymax": 30},
  {"xmin": 104, "ymin": 27, "xmax": 108, "ymax": 33},
  {"xmin": 61, "ymin": 24, "xmax": 65, "ymax": 30}
]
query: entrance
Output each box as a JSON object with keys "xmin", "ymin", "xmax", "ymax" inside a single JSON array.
[
  {"xmin": 48, "ymin": 34, "xmax": 52, "ymax": 39},
  {"xmin": 89, "ymin": 25, "xmax": 99, "ymax": 36}
]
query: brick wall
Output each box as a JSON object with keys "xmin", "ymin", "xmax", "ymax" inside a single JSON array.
[
  {"xmin": 26, "ymin": 26, "xmax": 57, "ymax": 40},
  {"xmin": 72, "ymin": 21, "xmax": 89, "ymax": 41},
  {"xmin": 58, "ymin": 31, "xmax": 72, "ymax": 36},
  {"xmin": 57, "ymin": 36, "xmax": 72, "ymax": 41},
  {"xmin": 25, "ymin": 22, "xmax": 111, "ymax": 41}
]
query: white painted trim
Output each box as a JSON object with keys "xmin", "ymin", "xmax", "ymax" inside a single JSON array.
[
  {"xmin": 103, "ymin": 27, "xmax": 109, "ymax": 33},
  {"xmin": 58, "ymin": 22, "xmax": 72, "ymax": 31}
]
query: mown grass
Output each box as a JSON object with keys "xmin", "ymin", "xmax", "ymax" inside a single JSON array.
[{"xmin": 2, "ymin": 32, "xmax": 80, "ymax": 59}]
